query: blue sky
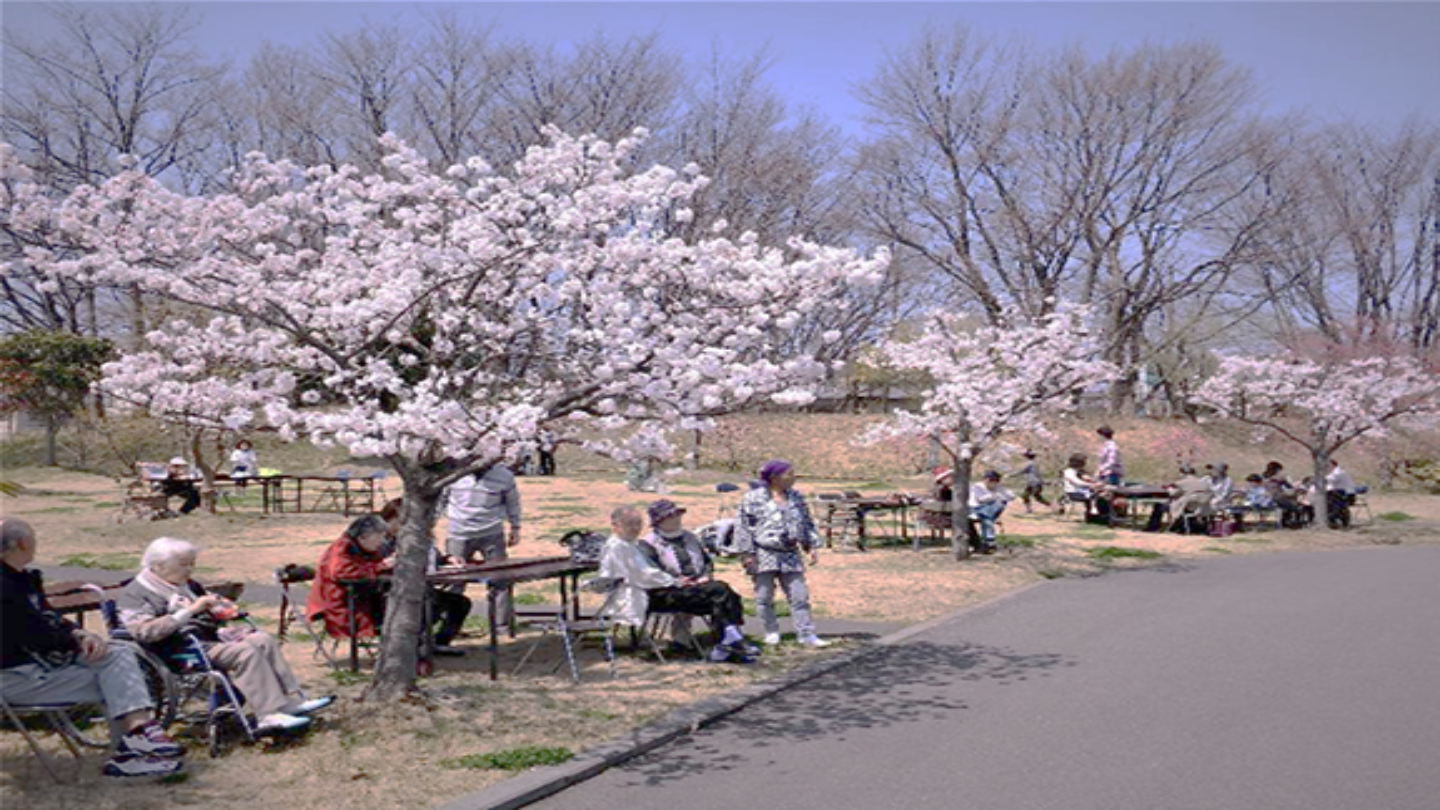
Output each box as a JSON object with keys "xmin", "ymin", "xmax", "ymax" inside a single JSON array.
[{"xmin": 6, "ymin": 2, "xmax": 1437, "ymax": 131}]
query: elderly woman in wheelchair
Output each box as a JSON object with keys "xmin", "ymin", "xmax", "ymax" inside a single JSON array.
[{"xmin": 117, "ymin": 537, "xmax": 334, "ymax": 736}]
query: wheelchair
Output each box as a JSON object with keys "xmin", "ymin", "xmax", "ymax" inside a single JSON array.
[{"xmin": 101, "ymin": 602, "xmax": 258, "ymax": 758}]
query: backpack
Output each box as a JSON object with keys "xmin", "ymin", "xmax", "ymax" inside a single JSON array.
[{"xmin": 558, "ymin": 529, "xmax": 606, "ymax": 564}]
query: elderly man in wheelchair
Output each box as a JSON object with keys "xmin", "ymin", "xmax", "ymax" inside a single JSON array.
[{"xmin": 117, "ymin": 537, "xmax": 334, "ymax": 738}]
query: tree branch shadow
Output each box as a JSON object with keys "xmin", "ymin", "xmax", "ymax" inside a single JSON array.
[{"xmin": 612, "ymin": 640, "xmax": 1077, "ymax": 787}]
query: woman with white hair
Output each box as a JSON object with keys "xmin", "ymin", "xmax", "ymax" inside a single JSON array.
[{"xmin": 117, "ymin": 537, "xmax": 333, "ymax": 734}]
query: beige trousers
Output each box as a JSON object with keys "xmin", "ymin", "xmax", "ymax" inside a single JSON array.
[{"xmin": 206, "ymin": 632, "xmax": 303, "ymax": 718}]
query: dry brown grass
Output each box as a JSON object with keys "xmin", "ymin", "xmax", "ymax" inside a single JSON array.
[{"xmin": 4, "ymin": 416, "xmax": 1439, "ymax": 808}]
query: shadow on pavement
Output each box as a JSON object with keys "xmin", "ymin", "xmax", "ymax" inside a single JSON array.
[{"xmin": 615, "ymin": 639, "xmax": 1077, "ymax": 787}]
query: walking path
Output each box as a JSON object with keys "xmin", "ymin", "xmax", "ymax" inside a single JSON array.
[{"xmin": 482, "ymin": 546, "xmax": 1440, "ymax": 810}]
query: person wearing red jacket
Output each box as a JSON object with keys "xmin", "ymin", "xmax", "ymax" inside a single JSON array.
[{"xmin": 307, "ymin": 514, "xmax": 393, "ymax": 640}]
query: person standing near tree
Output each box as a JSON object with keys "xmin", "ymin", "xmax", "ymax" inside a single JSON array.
[
  {"xmin": 536, "ymin": 429, "xmax": 558, "ymax": 476},
  {"xmin": 735, "ymin": 459, "xmax": 830, "ymax": 649},
  {"xmin": 1095, "ymin": 426, "xmax": 1124, "ymax": 486},
  {"xmin": 444, "ymin": 464, "xmax": 521, "ymax": 625}
]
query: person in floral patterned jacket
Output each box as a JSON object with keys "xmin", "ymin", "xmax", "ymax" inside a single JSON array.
[{"xmin": 735, "ymin": 459, "xmax": 830, "ymax": 648}]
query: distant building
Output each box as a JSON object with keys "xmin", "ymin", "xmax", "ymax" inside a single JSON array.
[{"xmin": 0, "ymin": 408, "xmax": 47, "ymax": 439}]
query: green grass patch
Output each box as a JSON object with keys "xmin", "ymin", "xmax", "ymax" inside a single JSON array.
[
  {"xmin": 27, "ymin": 506, "xmax": 82, "ymax": 514},
  {"xmin": 997, "ymin": 535, "xmax": 1038, "ymax": 549},
  {"xmin": 1037, "ymin": 569, "xmax": 1066, "ymax": 579},
  {"xmin": 513, "ymin": 592, "xmax": 547, "ymax": 606},
  {"xmin": 1201, "ymin": 546, "xmax": 1233, "ymax": 554},
  {"xmin": 59, "ymin": 552, "xmax": 140, "ymax": 570},
  {"xmin": 326, "ymin": 670, "xmax": 370, "ymax": 687},
  {"xmin": 1377, "ymin": 511, "xmax": 1414, "ymax": 522},
  {"xmin": 1072, "ymin": 524, "xmax": 1117, "ymax": 540},
  {"xmin": 1086, "ymin": 546, "xmax": 1164, "ymax": 561},
  {"xmin": 441, "ymin": 745, "xmax": 574, "ymax": 771}
]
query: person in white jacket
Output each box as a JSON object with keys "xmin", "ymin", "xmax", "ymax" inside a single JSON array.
[{"xmin": 595, "ymin": 506, "xmax": 678, "ymax": 628}]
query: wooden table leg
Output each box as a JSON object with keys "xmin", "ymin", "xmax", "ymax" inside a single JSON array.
[{"xmin": 488, "ymin": 586, "xmax": 500, "ymax": 681}]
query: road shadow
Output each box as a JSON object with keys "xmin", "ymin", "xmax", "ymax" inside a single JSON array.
[{"xmin": 612, "ymin": 639, "xmax": 1077, "ymax": 787}]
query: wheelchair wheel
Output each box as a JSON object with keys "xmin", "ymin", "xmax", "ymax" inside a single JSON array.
[{"xmin": 129, "ymin": 643, "xmax": 180, "ymax": 729}]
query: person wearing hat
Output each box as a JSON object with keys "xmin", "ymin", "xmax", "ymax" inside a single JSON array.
[
  {"xmin": 638, "ymin": 499, "xmax": 757, "ymax": 663},
  {"xmin": 160, "ymin": 456, "xmax": 202, "ymax": 515},
  {"xmin": 735, "ymin": 459, "xmax": 829, "ymax": 648}
]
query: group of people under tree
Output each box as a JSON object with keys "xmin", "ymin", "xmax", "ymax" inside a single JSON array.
[
  {"xmin": 1057, "ymin": 426, "xmax": 1362, "ymax": 531},
  {"xmin": 1, "ymin": 518, "xmax": 333, "ymax": 779},
  {"xmin": 305, "ymin": 456, "xmax": 831, "ymax": 674}
]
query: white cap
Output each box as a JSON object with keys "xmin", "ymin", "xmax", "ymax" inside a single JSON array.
[{"xmin": 169, "ymin": 457, "xmax": 188, "ymax": 466}]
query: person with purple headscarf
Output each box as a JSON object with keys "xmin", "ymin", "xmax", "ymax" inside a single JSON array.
[{"xmin": 735, "ymin": 459, "xmax": 830, "ymax": 648}]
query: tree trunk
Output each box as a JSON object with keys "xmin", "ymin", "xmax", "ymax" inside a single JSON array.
[
  {"xmin": 950, "ymin": 452, "xmax": 974, "ymax": 561},
  {"xmin": 364, "ymin": 469, "xmax": 438, "ymax": 701},
  {"xmin": 44, "ymin": 413, "xmax": 59, "ymax": 467},
  {"xmin": 1311, "ymin": 447, "xmax": 1332, "ymax": 530}
]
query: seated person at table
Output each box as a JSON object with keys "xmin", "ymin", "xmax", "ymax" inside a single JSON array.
[
  {"xmin": 1261, "ymin": 461, "xmax": 1309, "ymax": 528},
  {"xmin": 594, "ymin": 505, "xmax": 686, "ymax": 628},
  {"xmin": 969, "ymin": 471, "xmax": 1014, "ymax": 554},
  {"xmin": 379, "ymin": 498, "xmax": 471, "ymax": 656},
  {"xmin": 1146, "ymin": 463, "xmax": 1213, "ymax": 532},
  {"xmin": 161, "ymin": 456, "xmax": 202, "ymax": 515},
  {"xmin": 638, "ymin": 499, "xmax": 758, "ymax": 663},
  {"xmin": 118, "ymin": 537, "xmax": 333, "ymax": 734},
  {"xmin": 307, "ymin": 514, "xmax": 393, "ymax": 642},
  {"xmin": 1062, "ymin": 454, "xmax": 1103, "ymax": 518},
  {"xmin": 1205, "ymin": 462, "xmax": 1234, "ymax": 511},
  {"xmin": 921, "ymin": 467, "xmax": 958, "ymax": 532},
  {"xmin": 1240, "ymin": 473, "xmax": 1276, "ymax": 513},
  {"xmin": 2, "ymin": 518, "xmax": 185, "ymax": 778}
]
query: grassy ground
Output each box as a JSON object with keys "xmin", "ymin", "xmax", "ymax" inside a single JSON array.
[{"xmin": 3, "ymin": 415, "xmax": 1439, "ymax": 808}]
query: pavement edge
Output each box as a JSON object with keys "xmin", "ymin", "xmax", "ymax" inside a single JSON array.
[{"xmin": 438, "ymin": 579, "xmax": 1048, "ymax": 810}]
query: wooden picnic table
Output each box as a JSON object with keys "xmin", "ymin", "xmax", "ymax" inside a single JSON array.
[
  {"xmin": 43, "ymin": 579, "xmax": 245, "ymax": 630},
  {"xmin": 337, "ymin": 556, "xmax": 597, "ymax": 679}
]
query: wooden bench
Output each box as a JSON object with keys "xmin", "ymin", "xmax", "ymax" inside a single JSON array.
[{"xmin": 43, "ymin": 579, "xmax": 245, "ymax": 630}]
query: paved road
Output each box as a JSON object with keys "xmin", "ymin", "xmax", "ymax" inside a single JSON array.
[{"xmin": 534, "ymin": 546, "xmax": 1440, "ymax": 810}]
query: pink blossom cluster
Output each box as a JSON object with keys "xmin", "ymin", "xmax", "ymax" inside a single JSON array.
[
  {"xmin": 2, "ymin": 132, "xmax": 887, "ymax": 466},
  {"xmin": 1190, "ymin": 354, "xmax": 1440, "ymax": 454},
  {"xmin": 862, "ymin": 304, "xmax": 1119, "ymax": 459}
]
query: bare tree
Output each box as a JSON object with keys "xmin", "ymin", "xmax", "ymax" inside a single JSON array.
[
  {"xmin": 317, "ymin": 23, "xmax": 412, "ymax": 171},
  {"xmin": 2, "ymin": 3, "xmax": 224, "ymax": 338},
  {"xmin": 854, "ymin": 26, "xmax": 1284, "ymax": 411},
  {"xmin": 405, "ymin": 11, "xmax": 516, "ymax": 168},
  {"xmin": 1254, "ymin": 120, "xmax": 1440, "ymax": 358},
  {"xmin": 2, "ymin": 3, "xmax": 224, "ymax": 190}
]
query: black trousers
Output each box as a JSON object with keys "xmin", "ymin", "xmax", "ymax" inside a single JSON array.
[
  {"xmin": 430, "ymin": 588, "xmax": 472, "ymax": 646},
  {"xmin": 648, "ymin": 581, "xmax": 744, "ymax": 630}
]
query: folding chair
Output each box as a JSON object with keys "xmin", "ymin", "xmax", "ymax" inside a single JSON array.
[
  {"xmin": 1348, "ymin": 486, "xmax": 1373, "ymax": 527},
  {"xmin": 512, "ymin": 581, "xmax": 620, "ymax": 682},
  {"xmin": 0, "ymin": 692, "xmax": 110, "ymax": 782},
  {"xmin": 273, "ymin": 564, "xmax": 338, "ymax": 669}
]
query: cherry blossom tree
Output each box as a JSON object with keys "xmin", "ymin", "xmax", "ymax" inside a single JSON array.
[
  {"xmin": 1190, "ymin": 354, "xmax": 1440, "ymax": 528},
  {"xmin": 863, "ymin": 304, "xmax": 1117, "ymax": 558},
  {"xmin": 3, "ymin": 130, "xmax": 887, "ymax": 699}
]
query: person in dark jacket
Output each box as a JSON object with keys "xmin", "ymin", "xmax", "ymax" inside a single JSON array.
[{"xmin": 1, "ymin": 518, "xmax": 185, "ymax": 777}]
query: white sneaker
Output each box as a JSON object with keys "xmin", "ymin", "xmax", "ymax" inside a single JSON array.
[
  {"xmin": 798, "ymin": 635, "xmax": 832, "ymax": 649},
  {"xmin": 256, "ymin": 713, "xmax": 312, "ymax": 733},
  {"xmin": 288, "ymin": 695, "xmax": 335, "ymax": 716},
  {"xmin": 762, "ymin": 632, "xmax": 782, "ymax": 646}
]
